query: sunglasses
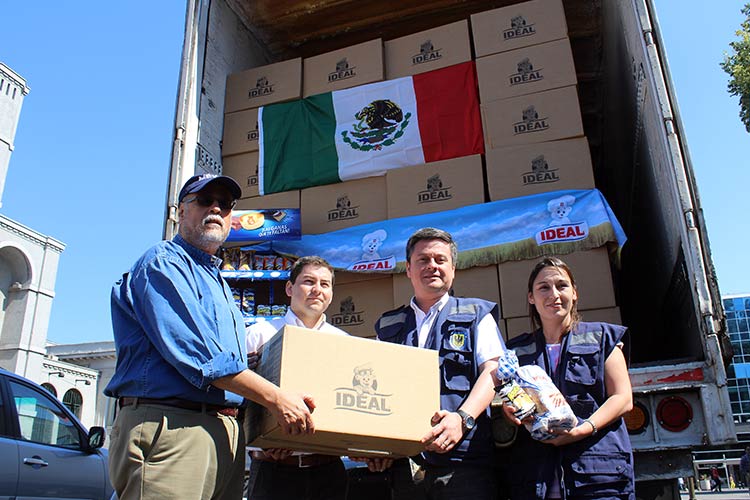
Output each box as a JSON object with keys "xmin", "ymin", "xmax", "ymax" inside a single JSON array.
[{"xmin": 182, "ymin": 194, "xmax": 237, "ymax": 211}]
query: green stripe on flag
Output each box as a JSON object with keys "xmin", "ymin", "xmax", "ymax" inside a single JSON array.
[{"xmin": 260, "ymin": 93, "xmax": 340, "ymax": 194}]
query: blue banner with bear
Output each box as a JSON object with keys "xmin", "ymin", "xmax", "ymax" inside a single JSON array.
[{"xmin": 268, "ymin": 189, "xmax": 626, "ymax": 272}]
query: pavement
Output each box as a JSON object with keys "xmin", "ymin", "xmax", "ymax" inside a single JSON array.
[{"xmin": 682, "ymin": 489, "xmax": 750, "ymax": 500}]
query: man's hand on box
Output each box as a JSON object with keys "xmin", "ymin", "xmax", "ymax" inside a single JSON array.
[
  {"xmin": 247, "ymin": 351, "xmax": 260, "ymax": 370},
  {"xmin": 421, "ymin": 409, "xmax": 463, "ymax": 453},
  {"xmin": 349, "ymin": 456, "xmax": 394, "ymax": 472},
  {"xmin": 272, "ymin": 390, "xmax": 316, "ymax": 435},
  {"xmin": 262, "ymin": 448, "xmax": 294, "ymax": 461}
]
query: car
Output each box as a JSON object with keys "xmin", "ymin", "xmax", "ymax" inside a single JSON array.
[{"xmin": 0, "ymin": 367, "xmax": 114, "ymax": 499}]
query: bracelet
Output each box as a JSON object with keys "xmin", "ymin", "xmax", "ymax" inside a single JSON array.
[{"xmin": 583, "ymin": 418, "xmax": 598, "ymax": 436}]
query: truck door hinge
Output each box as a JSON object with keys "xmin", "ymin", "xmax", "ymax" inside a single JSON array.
[
  {"xmin": 643, "ymin": 29, "xmax": 654, "ymax": 46},
  {"xmin": 684, "ymin": 210, "xmax": 696, "ymax": 229}
]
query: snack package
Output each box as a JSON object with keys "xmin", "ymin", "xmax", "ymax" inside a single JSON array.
[
  {"xmin": 515, "ymin": 364, "xmax": 578, "ymax": 441},
  {"xmin": 242, "ymin": 289, "xmax": 255, "ymax": 315},
  {"xmin": 271, "ymin": 304, "xmax": 287, "ymax": 316},
  {"xmin": 230, "ymin": 288, "xmax": 243, "ymax": 311},
  {"xmin": 253, "ymin": 255, "xmax": 265, "ymax": 271},
  {"xmin": 238, "ymin": 250, "xmax": 252, "ymax": 271},
  {"xmin": 221, "ymin": 248, "xmax": 239, "ymax": 271},
  {"xmin": 256, "ymin": 304, "xmax": 272, "ymax": 316}
]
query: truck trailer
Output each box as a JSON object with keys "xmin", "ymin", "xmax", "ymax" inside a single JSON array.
[{"xmin": 163, "ymin": 0, "xmax": 736, "ymax": 497}]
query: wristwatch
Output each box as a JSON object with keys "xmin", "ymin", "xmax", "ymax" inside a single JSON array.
[{"xmin": 457, "ymin": 409, "xmax": 475, "ymax": 433}]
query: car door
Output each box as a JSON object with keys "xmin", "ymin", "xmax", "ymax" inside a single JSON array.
[
  {"xmin": 0, "ymin": 390, "xmax": 20, "ymax": 500},
  {"xmin": 7, "ymin": 378, "xmax": 108, "ymax": 500}
]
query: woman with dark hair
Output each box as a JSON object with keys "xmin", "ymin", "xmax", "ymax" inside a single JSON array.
[{"xmin": 497, "ymin": 256, "xmax": 635, "ymax": 499}]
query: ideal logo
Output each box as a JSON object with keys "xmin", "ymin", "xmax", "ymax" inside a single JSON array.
[
  {"xmin": 535, "ymin": 194, "xmax": 589, "ymax": 245},
  {"xmin": 509, "ymin": 58, "xmax": 543, "ymax": 86},
  {"xmin": 328, "ymin": 58, "xmax": 356, "ymax": 82},
  {"xmin": 348, "ymin": 229, "xmax": 396, "ymax": 271},
  {"xmin": 334, "ymin": 363, "xmax": 393, "ymax": 416},
  {"xmin": 418, "ymin": 174, "xmax": 452, "ymax": 203},
  {"xmin": 503, "ymin": 15, "xmax": 536, "ymax": 40},
  {"xmin": 522, "ymin": 155, "xmax": 559, "ymax": 185},
  {"xmin": 514, "ymin": 105, "xmax": 550, "ymax": 135},
  {"xmin": 328, "ymin": 195, "xmax": 359, "ymax": 221},
  {"xmin": 248, "ymin": 76, "xmax": 274, "ymax": 99},
  {"xmin": 247, "ymin": 123, "xmax": 259, "ymax": 142},
  {"xmin": 412, "ymin": 40, "xmax": 442, "ymax": 65},
  {"xmin": 331, "ymin": 296, "xmax": 364, "ymax": 327}
]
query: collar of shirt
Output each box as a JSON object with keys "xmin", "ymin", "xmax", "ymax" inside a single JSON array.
[
  {"xmin": 173, "ymin": 233, "xmax": 222, "ymax": 269},
  {"xmin": 284, "ymin": 308, "xmax": 327, "ymax": 330},
  {"xmin": 409, "ymin": 293, "xmax": 450, "ymax": 348}
]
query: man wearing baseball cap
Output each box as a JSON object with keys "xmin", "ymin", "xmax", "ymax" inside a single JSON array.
[{"xmin": 105, "ymin": 174, "xmax": 315, "ymax": 499}]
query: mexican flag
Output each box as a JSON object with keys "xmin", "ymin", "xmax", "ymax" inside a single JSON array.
[{"xmin": 258, "ymin": 61, "xmax": 484, "ymax": 195}]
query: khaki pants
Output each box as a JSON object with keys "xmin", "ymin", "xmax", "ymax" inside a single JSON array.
[{"xmin": 109, "ymin": 402, "xmax": 245, "ymax": 500}]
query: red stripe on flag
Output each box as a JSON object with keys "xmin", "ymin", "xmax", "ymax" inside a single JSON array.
[{"xmin": 412, "ymin": 61, "xmax": 485, "ymax": 162}]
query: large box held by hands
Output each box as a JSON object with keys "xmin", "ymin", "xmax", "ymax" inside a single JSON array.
[{"xmin": 245, "ymin": 325, "xmax": 439, "ymax": 457}]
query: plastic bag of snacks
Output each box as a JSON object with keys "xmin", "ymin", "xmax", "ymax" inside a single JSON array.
[
  {"xmin": 238, "ymin": 250, "xmax": 252, "ymax": 271},
  {"xmin": 271, "ymin": 304, "xmax": 287, "ymax": 316},
  {"xmin": 221, "ymin": 248, "xmax": 240, "ymax": 271},
  {"xmin": 256, "ymin": 304, "xmax": 272, "ymax": 316},
  {"xmin": 515, "ymin": 364, "xmax": 578, "ymax": 441}
]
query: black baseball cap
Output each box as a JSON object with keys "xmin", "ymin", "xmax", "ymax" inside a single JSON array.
[{"xmin": 178, "ymin": 174, "xmax": 242, "ymax": 202}]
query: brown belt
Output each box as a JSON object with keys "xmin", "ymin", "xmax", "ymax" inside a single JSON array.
[
  {"xmin": 251, "ymin": 451, "xmax": 340, "ymax": 468},
  {"xmin": 118, "ymin": 397, "xmax": 239, "ymax": 418}
]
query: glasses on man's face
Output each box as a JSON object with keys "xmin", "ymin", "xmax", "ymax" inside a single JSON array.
[{"xmin": 182, "ymin": 194, "xmax": 237, "ymax": 211}]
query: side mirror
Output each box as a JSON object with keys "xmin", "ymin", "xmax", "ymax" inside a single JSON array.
[{"xmin": 88, "ymin": 426, "xmax": 106, "ymax": 450}]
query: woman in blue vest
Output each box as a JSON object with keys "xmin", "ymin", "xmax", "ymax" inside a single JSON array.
[{"xmin": 497, "ymin": 257, "xmax": 635, "ymax": 499}]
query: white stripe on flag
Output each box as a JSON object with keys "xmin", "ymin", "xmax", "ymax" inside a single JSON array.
[{"xmin": 332, "ymin": 77, "xmax": 425, "ymax": 182}]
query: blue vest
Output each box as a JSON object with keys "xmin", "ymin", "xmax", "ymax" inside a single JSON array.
[
  {"xmin": 497, "ymin": 322, "xmax": 635, "ymax": 500},
  {"xmin": 375, "ymin": 296, "xmax": 499, "ymax": 466}
]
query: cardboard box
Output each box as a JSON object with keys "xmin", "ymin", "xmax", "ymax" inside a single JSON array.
[
  {"xmin": 222, "ymin": 108, "xmax": 259, "ymax": 156},
  {"xmin": 497, "ymin": 247, "xmax": 616, "ymax": 319},
  {"xmin": 482, "ymin": 86, "xmax": 583, "ymax": 148},
  {"xmin": 246, "ymin": 325, "xmax": 439, "ymax": 456},
  {"xmin": 384, "ymin": 20, "xmax": 472, "ymax": 79},
  {"xmin": 476, "ymin": 38, "xmax": 577, "ymax": 103},
  {"xmin": 301, "ymin": 177, "xmax": 387, "ymax": 234},
  {"xmin": 471, "ymin": 0, "xmax": 568, "ymax": 57},
  {"xmin": 331, "ymin": 276, "xmax": 394, "ymax": 339},
  {"xmin": 303, "ymin": 39, "xmax": 384, "ymax": 97},
  {"xmin": 392, "ymin": 266, "xmax": 501, "ymax": 309},
  {"xmin": 503, "ymin": 306, "xmax": 622, "ymax": 341},
  {"xmin": 222, "ymin": 152, "xmax": 259, "ymax": 198},
  {"xmin": 386, "ymin": 155, "xmax": 484, "ymax": 219},
  {"xmin": 225, "ymin": 58, "xmax": 302, "ymax": 113},
  {"xmin": 485, "ymin": 137, "xmax": 595, "ymax": 201},
  {"xmin": 236, "ymin": 190, "xmax": 300, "ymax": 210}
]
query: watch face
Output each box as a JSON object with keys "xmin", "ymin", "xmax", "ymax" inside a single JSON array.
[{"xmin": 465, "ymin": 416, "xmax": 475, "ymax": 430}]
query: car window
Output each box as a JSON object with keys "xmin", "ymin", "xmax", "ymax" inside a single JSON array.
[{"xmin": 8, "ymin": 379, "xmax": 83, "ymax": 449}]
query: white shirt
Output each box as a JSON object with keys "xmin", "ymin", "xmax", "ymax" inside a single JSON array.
[
  {"xmin": 409, "ymin": 293, "xmax": 506, "ymax": 366},
  {"xmin": 246, "ymin": 308, "xmax": 347, "ymax": 352}
]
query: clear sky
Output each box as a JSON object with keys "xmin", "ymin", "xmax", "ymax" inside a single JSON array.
[{"xmin": 1, "ymin": 1, "xmax": 748, "ymax": 345}]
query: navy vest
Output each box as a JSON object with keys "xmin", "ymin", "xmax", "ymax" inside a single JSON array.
[
  {"xmin": 497, "ymin": 322, "xmax": 635, "ymax": 500},
  {"xmin": 375, "ymin": 296, "xmax": 499, "ymax": 466}
]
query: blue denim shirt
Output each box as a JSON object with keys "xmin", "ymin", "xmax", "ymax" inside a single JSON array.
[{"xmin": 104, "ymin": 234, "xmax": 247, "ymax": 406}]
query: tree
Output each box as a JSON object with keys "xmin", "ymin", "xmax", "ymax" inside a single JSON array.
[{"xmin": 721, "ymin": 3, "xmax": 750, "ymax": 133}]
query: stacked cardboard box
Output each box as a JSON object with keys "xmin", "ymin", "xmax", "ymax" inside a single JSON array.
[
  {"xmin": 303, "ymin": 39, "xmax": 384, "ymax": 97},
  {"xmin": 469, "ymin": 0, "xmax": 617, "ymax": 334},
  {"xmin": 220, "ymin": 0, "xmax": 621, "ymax": 344},
  {"xmin": 222, "ymin": 58, "xmax": 303, "ymax": 198}
]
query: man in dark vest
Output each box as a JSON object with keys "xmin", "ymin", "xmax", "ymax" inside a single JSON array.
[{"xmin": 374, "ymin": 227, "xmax": 506, "ymax": 499}]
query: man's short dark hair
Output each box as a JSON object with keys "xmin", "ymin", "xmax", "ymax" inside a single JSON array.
[
  {"xmin": 289, "ymin": 256, "xmax": 335, "ymax": 284},
  {"xmin": 405, "ymin": 228, "xmax": 458, "ymax": 265}
]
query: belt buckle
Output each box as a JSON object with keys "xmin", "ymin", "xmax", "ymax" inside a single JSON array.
[{"xmin": 298, "ymin": 455, "xmax": 314, "ymax": 468}]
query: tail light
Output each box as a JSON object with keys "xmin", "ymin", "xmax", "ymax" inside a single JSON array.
[
  {"xmin": 624, "ymin": 401, "xmax": 650, "ymax": 435},
  {"xmin": 656, "ymin": 395, "xmax": 693, "ymax": 432}
]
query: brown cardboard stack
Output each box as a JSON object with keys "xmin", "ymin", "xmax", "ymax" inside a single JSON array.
[
  {"xmin": 497, "ymin": 248, "xmax": 617, "ymax": 334},
  {"xmin": 303, "ymin": 39, "xmax": 384, "ymax": 97},
  {"xmin": 385, "ymin": 155, "xmax": 484, "ymax": 218},
  {"xmin": 384, "ymin": 21, "xmax": 472, "ymax": 79},
  {"xmin": 331, "ymin": 276, "xmax": 395, "ymax": 339},
  {"xmin": 246, "ymin": 325, "xmax": 439, "ymax": 456},
  {"xmin": 222, "ymin": 58, "xmax": 303, "ymax": 198},
  {"xmin": 301, "ymin": 177, "xmax": 387, "ymax": 234}
]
